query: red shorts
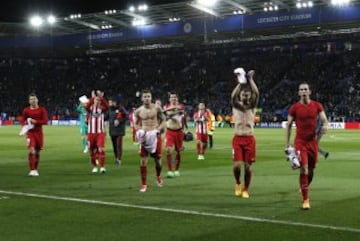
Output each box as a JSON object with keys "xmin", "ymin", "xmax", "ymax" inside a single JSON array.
[
  {"xmin": 196, "ymin": 133, "xmax": 208, "ymax": 143},
  {"xmin": 294, "ymin": 139, "xmax": 319, "ymax": 168},
  {"xmin": 139, "ymin": 135, "xmax": 162, "ymax": 159},
  {"xmin": 88, "ymin": 133, "xmax": 106, "ymax": 150},
  {"xmin": 232, "ymin": 135, "xmax": 256, "ymax": 163},
  {"xmin": 26, "ymin": 131, "xmax": 44, "ymax": 150},
  {"xmin": 165, "ymin": 129, "xmax": 184, "ymax": 151}
]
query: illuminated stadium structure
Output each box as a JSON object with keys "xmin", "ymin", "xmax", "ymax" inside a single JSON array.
[
  {"xmin": 0, "ymin": 0, "xmax": 359, "ymax": 53},
  {"xmin": 0, "ymin": 1, "xmax": 359, "ymax": 123}
]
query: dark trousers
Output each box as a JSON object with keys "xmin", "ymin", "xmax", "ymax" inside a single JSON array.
[
  {"xmin": 111, "ymin": 135, "xmax": 123, "ymax": 160},
  {"xmin": 209, "ymin": 134, "xmax": 213, "ymax": 148}
]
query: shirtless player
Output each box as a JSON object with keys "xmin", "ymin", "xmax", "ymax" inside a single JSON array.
[
  {"xmin": 134, "ymin": 89, "xmax": 166, "ymax": 192},
  {"xmin": 163, "ymin": 92, "xmax": 187, "ymax": 178},
  {"xmin": 230, "ymin": 69, "xmax": 259, "ymax": 198}
]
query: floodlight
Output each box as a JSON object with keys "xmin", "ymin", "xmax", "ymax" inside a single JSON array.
[
  {"xmin": 47, "ymin": 15, "xmax": 56, "ymax": 25},
  {"xmin": 129, "ymin": 6, "xmax": 135, "ymax": 12},
  {"xmin": 308, "ymin": 1, "xmax": 313, "ymax": 7},
  {"xmin": 197, "ymin": 0, "xmax": 218, "ymax": 7},
  {"xmin": 30, "ymin": 15, "xmax": 43, "ymax": 27},
  {"xmin": 138, "ymin": 4, "xmax": 148, "ymax": 11},
  {"xmin": 296, "ymin": 2, "xmax": 302, "ymax": 8}
]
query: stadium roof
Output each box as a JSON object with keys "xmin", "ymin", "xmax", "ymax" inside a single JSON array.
[
  {"xmin": 0, "ymin": 0, "xmax": 359, "ymax": 54},
  {"xmin": 0, "ymin": 0, "xmax": 359, "ymax": 36}
]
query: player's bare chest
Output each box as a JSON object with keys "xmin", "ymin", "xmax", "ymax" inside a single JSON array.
[{"xmin": 141, "ymin": 109, "xmax": 156, "ymax": 119}]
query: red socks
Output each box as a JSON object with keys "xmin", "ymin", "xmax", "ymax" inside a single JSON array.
[
  {"xmin": 244, "ymin": 168, "xmax": 252, "ymax": 191},
  {"xmin": 166, "ymin": 153, "xmax": 172, "ymax": 171},
  {"xmin": 175, "ymin": 153, "xmax": 181, "ymax": 171},
  {"xmin": 300, "ymin": 174, "xmax": 309, "ymax": 201},
  {"xmin": 98, "ymin": 150, "xmax": 105, "ymax": 167},
  {"xmin": 28, "ymin": 153, "xmax": 36, "ymax": 170}
]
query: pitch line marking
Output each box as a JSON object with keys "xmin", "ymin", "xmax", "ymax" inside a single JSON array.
[{"xmin": 1, "ymin": 190, "xmax": 359, "ymax": 233}]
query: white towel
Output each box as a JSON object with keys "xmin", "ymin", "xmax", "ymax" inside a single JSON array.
[{"xmin": 136, "ymin": 129, "xmax": 158, "ymax": 154}]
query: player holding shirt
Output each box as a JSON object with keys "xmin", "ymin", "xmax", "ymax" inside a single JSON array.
[
  {"xmin": 285, "ymin": 82, "xmax": 328, "ymax": 210},
  {"xmin": 134, "ymin": 89, "xmax": 166, "ymax": 192},
  {"xmin": 85, "ymin": 90, "xmax": 109, "ymax": 174},
  {"xmin": 193, "ymin": 102, "xmax": 210, "ymax": 160},
  {"xmin": 231, "ymin": 69, "xmax": 259, "ymax": 198},
  {"xmin": 21, "ymin": 93, "xmax": 48, "ymax": 176},
  {"xmin": 163, "ymin": 92, "xmax": 187, "ymax": 178}
]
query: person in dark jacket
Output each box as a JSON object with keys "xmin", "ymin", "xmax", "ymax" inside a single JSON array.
[{"xmin": 108, "ymin": 97, "xmax": 127, "ymax": 165}]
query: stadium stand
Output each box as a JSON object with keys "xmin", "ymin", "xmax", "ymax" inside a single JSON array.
[
  {"xmin": 0, "ymin": 2, "xmax": 359, "ymax": 123},
  {"xmin": 0, "ymin": 42, "xmax": 359, "ymax": 122}
]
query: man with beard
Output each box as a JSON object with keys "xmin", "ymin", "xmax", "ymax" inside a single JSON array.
[{"xmin": 230, "ymin": 69, "xmax": 259, "ymax": 199}]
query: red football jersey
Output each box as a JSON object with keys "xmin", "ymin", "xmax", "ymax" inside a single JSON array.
[
  {"xmin": 85, "ymin": 97, "xmax": 109, "ymax": 134},
  {"xmin": 193, "ymin": 110, "xmax": 210, "ymax": 134},
  {"xmin": 21, "ymin": 106, "xmax": 48, "ymax": 132},
  {"xmin": 289, "ymin": 100, "xmax": 323, "ymax": 141}
]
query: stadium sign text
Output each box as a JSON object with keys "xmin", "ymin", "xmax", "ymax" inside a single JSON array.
[
  {"xmin": 257, "ymin": 13, "xmax": 312, "ymax": 24},
  {"xmin": 88, "ymin": 32, "xmax": 124, "ymax": 40},
  {"xmin": 281, "ymin": 121, "xmax": 345, "ymax": 129}
]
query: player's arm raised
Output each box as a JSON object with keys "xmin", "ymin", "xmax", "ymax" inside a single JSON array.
[
  {"xmin": 231, "ymin": 83, "xmax": 243, "ymax": 110},
  {"xmin": 247, "ymin": 70, "xmax": 259, "ymax": 108}
]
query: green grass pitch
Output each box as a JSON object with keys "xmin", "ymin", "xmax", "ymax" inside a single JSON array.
[{"xmin": 0, "ymin": 125, "xmax": 359, "ymax": 241}]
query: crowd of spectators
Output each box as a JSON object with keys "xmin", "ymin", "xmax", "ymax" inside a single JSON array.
[{"xmin": 0, "ymin": 40, "xmax": 359, "ymax": 123}]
